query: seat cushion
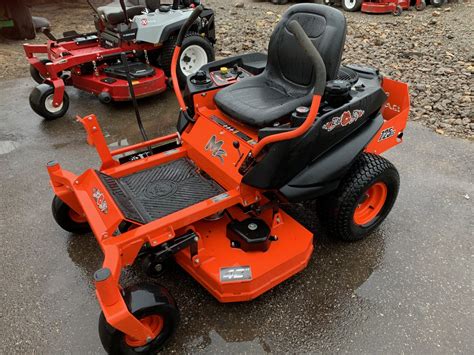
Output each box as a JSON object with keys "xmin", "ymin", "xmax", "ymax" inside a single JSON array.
[
  {"xmin": 214, "ymin": 76, "xmax": 313, "ymax": 128},
  {"xmin": 98, "ymin": 1, "xmax": 145, "ymax": 25}
]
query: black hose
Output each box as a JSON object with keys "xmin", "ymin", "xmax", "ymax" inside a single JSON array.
[
  {"xmin": 176, "ymin": 5, "xmax": 203, "ymax": 47},
  {"xmin": 120, "ymin": 52, "xmax": 150, "ymax": 143}
]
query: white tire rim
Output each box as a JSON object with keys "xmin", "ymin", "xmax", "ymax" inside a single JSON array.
[
  {"xmin": 45, "ymin": 94, "xmax": 63, "ymax": 113},
  {"xmin": 344, "ymin": 0, "xmax": 357, "ymax": 9},
  {"xmin": 179, "ymin": 45, "xmax": 208, "ymax": 77}
]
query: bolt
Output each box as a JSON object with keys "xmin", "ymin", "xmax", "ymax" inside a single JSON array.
[
  {"xmin": 146, "ymin": 336, "xmax": 152, "ymax": 343},
  {"xmin": 154, "ymin": 264, "xmax": 163, "ymax": 273},
  {"xmin": 102, "ymin": 232, "xmax": 108, "ymax": 239},
  {"xmin": 92, "ymin": 126, "xmax": 97, "ymax": 131},
  {"xmin": 88, "ymin": 116, "xmax": 93, "ymax": 121},
  {"xmin": 194, "ymin": 258, "xmax": 200, "ymax": 264},
  {"xmin": 152, "ymin": 241, "xmax": 157, "ymax": 245},
  {"xmin": 194, "ymin": 236, "xmax": 199, "ymax": 242},
  {"xmin": 75, "ymin": 180, "xmax": 79, "ymax": 184}
]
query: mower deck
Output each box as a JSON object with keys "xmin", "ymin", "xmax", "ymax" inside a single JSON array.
[
  {"xmin": 175, "ymin": 207, "xmax": 314, "ymax": 303},
  {"xmin": 98, "ymin": 158, "xmax": 224, "ymax": 224}
]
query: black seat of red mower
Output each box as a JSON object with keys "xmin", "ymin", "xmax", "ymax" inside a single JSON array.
[
  {"xmin": 98, "ymin": 0, "xmax": 159, "ymax": 26},
  {"xmin": 214, "ymin": 4, "xmax": 346, "ymax": 128}
]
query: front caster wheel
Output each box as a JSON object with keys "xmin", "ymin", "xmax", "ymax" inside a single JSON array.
[
  {"xmin": 318, "ymin": 153, "xmax": 400, "ymax": 242},
  {"xmin": 29, "ymin": 84, "xmax": 69, "ymax": 120},
  {"xmin": 52, "ymin": 196, "xmax": 91, "ymax": 234},
  {"xmin": 99, "ymin": 283, "xmax": 179, "ymax": 354}
]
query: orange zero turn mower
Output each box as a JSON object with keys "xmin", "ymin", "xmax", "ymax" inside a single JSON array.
[{"xmin": 47, "ymin": 4, "xmax": 410, "ymax": 353}]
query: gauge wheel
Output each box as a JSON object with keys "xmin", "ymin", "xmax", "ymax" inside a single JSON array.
[
  {"xmin": 318, "ymin": 153, "xmax": 400, "ymax": 242},
  {"xmin": 52, "ymin": 196, "xmax": 91, "ymax": 234},
  {"xmin": 160, "ymin": 32, "xmax": 214, "ymax": 87},
  {"xmin": 392, "ymin": 5, "xmax": 403, "ymax": 16},
  {"xmin": 29, "ymin": 84, "xmax": 69, "ymax": 120},
  {"xmin": 99, "ymin": 283, "xmax": 179, "ymax": 354},
  {"xmin": 342, "ymin": 0, "xmax": 363, "ymax": 12},
  {"xmin": 141, "ymin": 254, "xmax": 175, "ymax": 278}
]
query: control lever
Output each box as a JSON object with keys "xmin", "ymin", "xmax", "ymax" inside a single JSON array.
[
  {"xmin": 233, "ymin": 141, "xmax": 244, "ymax": 166},
  {"xmin": 232, "ymin": 64, "xmax": 243, "ymax": 78}
]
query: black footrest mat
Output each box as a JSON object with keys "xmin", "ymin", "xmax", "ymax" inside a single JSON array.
[{"xmin": 98, "ymin": 158, "xmax": 224, "ymax": 224}]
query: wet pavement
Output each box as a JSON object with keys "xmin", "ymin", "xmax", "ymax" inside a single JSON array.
[{"xmin": 0, "ymin": 78, "xmax": 473, "ymax": 354}]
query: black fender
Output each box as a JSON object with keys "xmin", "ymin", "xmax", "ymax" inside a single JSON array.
[{"xmin": 279, "ymin": 114, "xmax": 384, "ymax": 202}]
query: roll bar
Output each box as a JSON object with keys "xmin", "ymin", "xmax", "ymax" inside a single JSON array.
[
  {"xmin": 250, "ymin": 20, "xmax": 327, "ymax": 158},
  {"xmin": 287, "ymin": 20, "xmax": 326, "ymax": 96}
]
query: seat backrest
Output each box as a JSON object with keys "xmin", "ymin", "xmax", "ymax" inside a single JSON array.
[{"xmin": 266, "ymin": 4, "xmax": 346, "ymax": 91}]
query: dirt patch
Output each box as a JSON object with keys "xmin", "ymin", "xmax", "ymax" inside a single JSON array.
[{"xmin": 0, "ymin": 0, "xmax": 472, "ymax": 139}]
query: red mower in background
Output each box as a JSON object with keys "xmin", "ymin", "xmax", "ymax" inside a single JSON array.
[
  {"xmin": 326, "ymin": 0, "xmax": 426, "ymax": 16},
  {"xmin": 47, "ymin": 4, "xmax": 410, "ymax": 354},
  {"xmin": 24, "ymin": 0, "xmax": 215, "ymax": 120}
]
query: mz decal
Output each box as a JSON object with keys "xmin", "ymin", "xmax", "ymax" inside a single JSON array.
[
  {"xmin": 92, "ymin": 188, "xmax": 108, "ymax": 214},
  {"xmin": 322, "ymin": 110, "xmax": 365, "ymax": 132},
  {"xmin": 205, "ymin": 135, "xmax": 227, "ymax": 164},
  {"xmin": 378, "ymin": 127, "xmax": 396, "ymax": 142}
]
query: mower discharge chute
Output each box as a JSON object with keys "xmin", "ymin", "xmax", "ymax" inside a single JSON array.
[
  {"xmin": 24, "ymin": 0, "xmax": 215, "ymax": 120},
  {"xmin": 47, "ymin": 4, "xmax": 409, "ymax": 354}
]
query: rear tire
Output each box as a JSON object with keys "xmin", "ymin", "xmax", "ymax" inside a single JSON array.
[
  {"xmin": 160, "ymin": 32, "xmax": 214, "ymax": 87},
  {"xmin": 415, "ymin": 0, "xmax": 426, "ymax": 11},
  {"xmin": 342, "ymin": 0, "xmax": 363, "ymax": 12},
  {"xmin": 318, "ymin": 153, "xmax": 400, "ymax": 242},
  {"xmin": 29, "ymin": 84, "xmax": 69, "ymax": 120},
  {"xmin": 52, "ymin": 196, "xmax": 91, "ymax": 234}
]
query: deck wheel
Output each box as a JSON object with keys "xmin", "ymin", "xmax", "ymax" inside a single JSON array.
[
  {"xmin": 141, "ymin": 254, "xmax": 174, "ymax": 278},
  {"xmin": 98, "ymin": 283, "xmax": 179, "ymax": 354},
  {"xmin": 318, "ymin": 153, "xmax": 400, "ymax": 242},
  {"xmin": 52, "ymin": 196, "xmax": 91, "ymax": 234},
  {"xmin": 392, "ymin": 5, "xmax": 403, "ymax": 16},
  {"xmin": 29, "ymin": 84, "xmax": 69, "ymax": 120},
  {"xmin": 432, "ymin": 0, "xmax": 443, "ymax": 7}
]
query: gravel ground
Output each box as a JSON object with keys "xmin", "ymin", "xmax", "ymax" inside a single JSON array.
[{"xmin": 0, "ymin": 0, "xmax": 472, "ymax": 139}]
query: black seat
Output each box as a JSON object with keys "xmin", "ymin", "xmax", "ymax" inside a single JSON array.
[
  {"xmin": 214, "ymin": 4, "xmax": 346, "ymax": 128},
  {"xmin": 98, "ymin": 0, "xmax": 160, "ymax": 26}
]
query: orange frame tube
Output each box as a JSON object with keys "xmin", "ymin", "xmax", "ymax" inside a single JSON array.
[{"xmin": 251, "ymin": 95, "xmax": 322, "ymax": 157}]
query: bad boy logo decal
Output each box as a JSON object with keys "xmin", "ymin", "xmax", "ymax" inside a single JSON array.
[
  {"xmin": 322, "ymin": 110, "xmax": 365, "ymax": 132},
  {"xmin": 92, "ymin": 188, "xmax": 108, "ymax": 214},
  {"xmin": 205, "ymin": 135, "xmax": 227, "ymax": 164}
]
